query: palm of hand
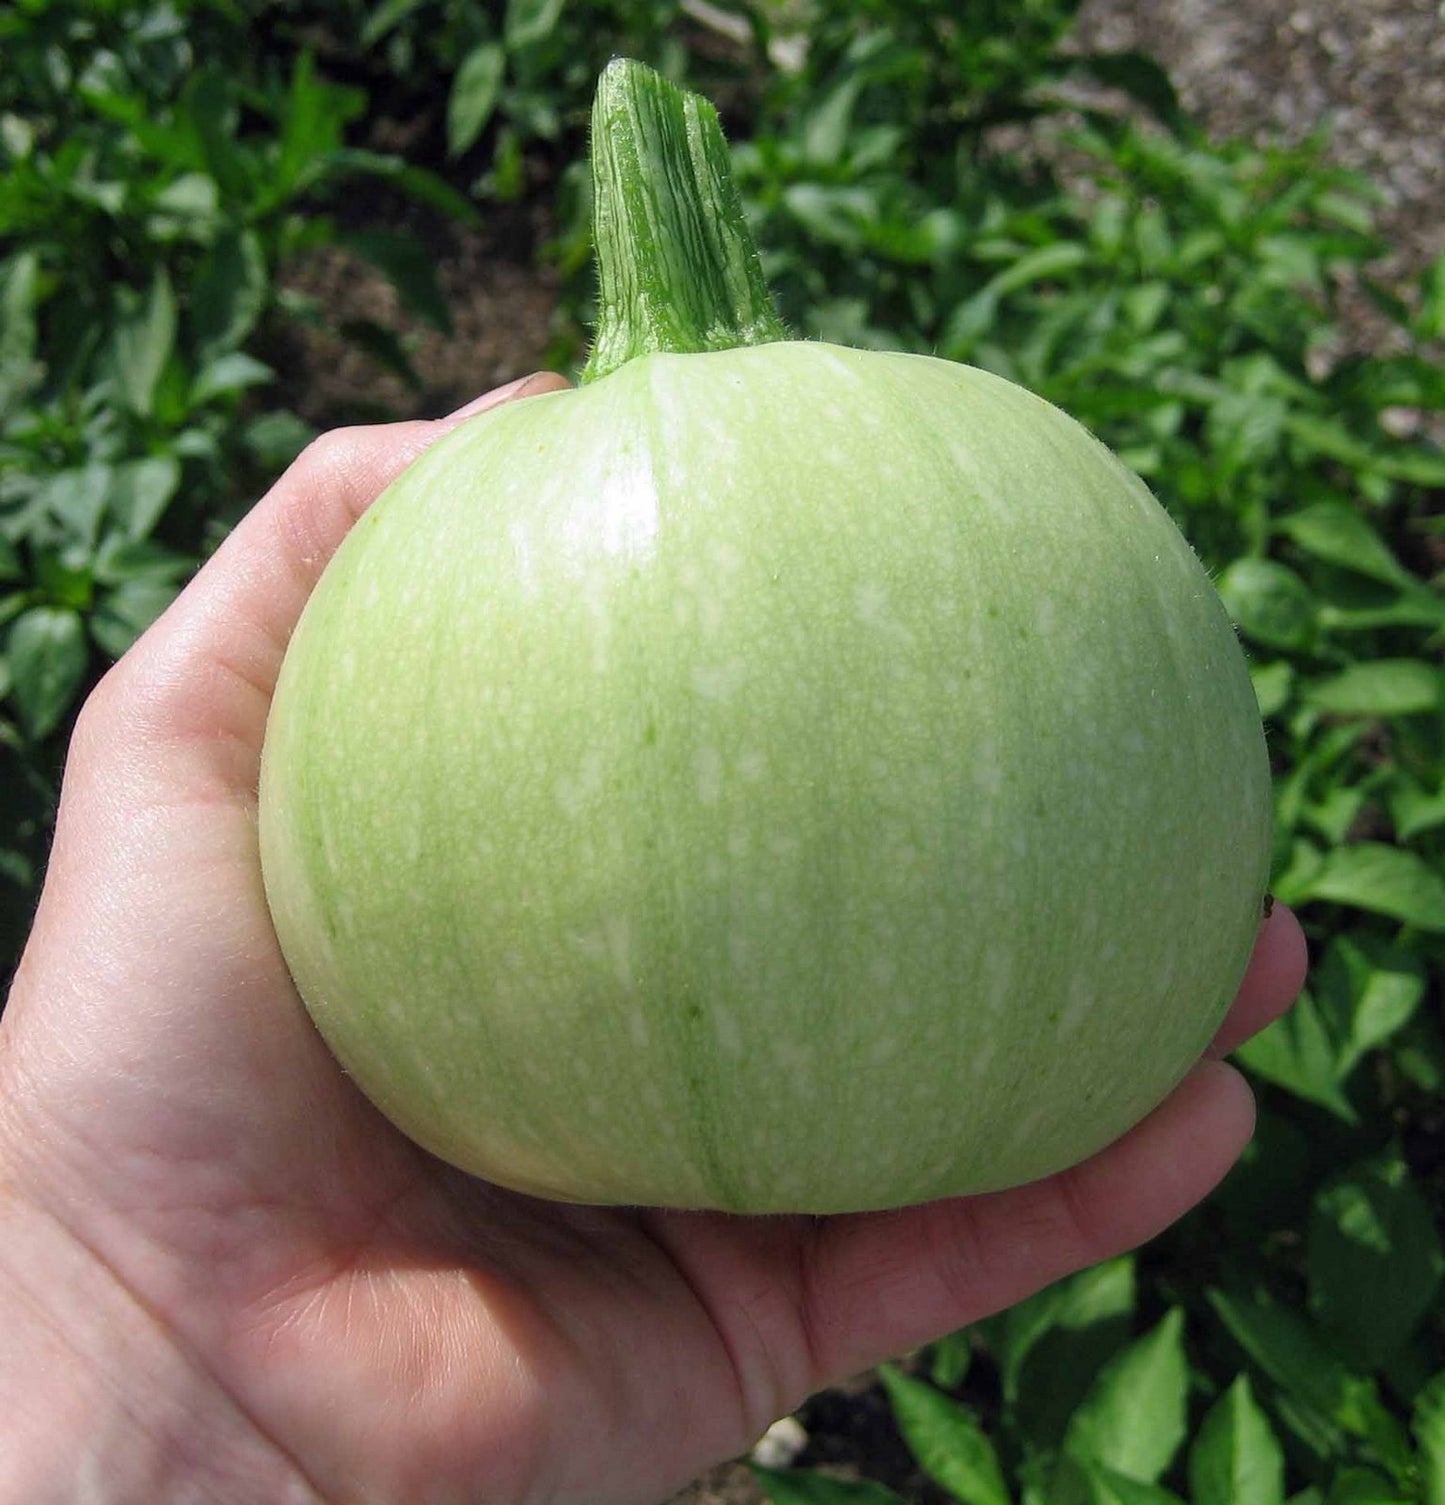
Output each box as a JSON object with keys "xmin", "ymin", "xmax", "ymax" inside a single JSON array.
[{"xmin": 0, "ymin": 387, "xmax": 1305, "ymax": 1505}]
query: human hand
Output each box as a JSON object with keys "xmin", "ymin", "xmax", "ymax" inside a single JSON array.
[{"xmin": 0, "ymin": 376, "xmax": 1307, "ymax": 1505}]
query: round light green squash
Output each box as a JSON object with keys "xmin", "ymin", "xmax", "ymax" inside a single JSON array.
[{"xmin": 257, "ymin": 63, "xmax": 1271, "ymax": 1215}]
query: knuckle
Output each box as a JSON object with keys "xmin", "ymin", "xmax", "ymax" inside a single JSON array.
[
  {"xmin": 293, "ymin": 425, "xmax": 366, "ymax": 482},
  {"xmin": 921, "ymin": 1198, "xmax": 990, "ymax": 1312},
  {"xmin": 63, "ymin": 660, "xmax": 136, "ymax": 783},
  {"xmin": 71, "ymin": 657, "xmax": 127, "ymax": 743},
  {"xmin": 274, "ymin": 421, "xmax": 429, "ymax": 581},
  {"xmin": 274, "ymin": 426, "xmax": 374, "ymax": 581}
]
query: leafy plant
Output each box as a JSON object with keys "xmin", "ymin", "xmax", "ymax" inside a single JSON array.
[
  {"xmin": 0, "ymin": 0, "xmax": 473, "ymax": 955},
  {"xmin": 1, "ymin": 4, "xmax": 1443, "ymax": 1500},
  {"xmin": 262, "ymin": 0, "xmax": 751, "ymax": 200},
  {"xmin": 756, "ymin": 1256, "xmax": 1445, "ymax": 1503}
]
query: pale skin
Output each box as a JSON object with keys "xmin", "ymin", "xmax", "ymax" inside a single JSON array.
[{"xmin": 0, "ymin": 373, "xmax": 1308, "ymax": 1505}]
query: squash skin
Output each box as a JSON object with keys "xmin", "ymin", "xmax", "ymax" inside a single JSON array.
[{"xmin": 258, "ymin": 342, "xmax": 1272, "ymax": 1214}]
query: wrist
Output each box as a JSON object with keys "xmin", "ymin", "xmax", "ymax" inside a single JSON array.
[{"xmin": 0, "ymin": 1176, "xmax": 315, "ymax": 1504}]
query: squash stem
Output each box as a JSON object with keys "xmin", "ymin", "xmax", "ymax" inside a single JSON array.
[{"xmin": 580, "ymin": 58, "xmax": 787, "ymax": 385}]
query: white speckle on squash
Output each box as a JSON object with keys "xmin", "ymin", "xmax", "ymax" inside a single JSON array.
[
  {"xmin": 714, "ymin": 1005, "xmax": 742, "ymax": 1058},
  {"xmin": 692, "ymin": 659, "xmax": 748, "ymax": 701},
  {"xmin": 868, "ymin": 1036, "xmax": 898, "ymax": 1065},
  {"xmin": 695, "ymin": 746, "xmax": 723, "ymax": 806},
  {"xmin": 1060, "ymin": 975, "xmax": 1093, "ymax": 1035},
  {"xmin": 605, "ymin": 913, "xmax": 633, "ymax": 988}
]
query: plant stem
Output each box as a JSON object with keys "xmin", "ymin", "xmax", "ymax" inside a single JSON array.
[{"xmin": 580, "ymin": 58, "xmax": 787, "ymax": 385}]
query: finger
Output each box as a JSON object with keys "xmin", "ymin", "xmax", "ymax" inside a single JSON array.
[
  {"xmin": 796, "ymin": 1058, "xmax": 1253, "ymax": 1387},
  {"xmin": 95, "ymin": 372, "xmax": 570, "ymax": 797},
  {"xmin": 1208, "ymin": 902, "xmax": 1308, "ymax": 1059}
]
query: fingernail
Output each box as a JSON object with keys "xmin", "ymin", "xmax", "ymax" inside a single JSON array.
[{"xmin": 444, "ymin": 372, "xmax": 555, "ymax": 421}]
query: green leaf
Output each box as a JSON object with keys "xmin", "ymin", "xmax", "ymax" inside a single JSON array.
[
  {"xmin": 1207, "ymin": 1288, "xmax": 1408, "ymax": 1464},
  {"xmin": 90, "ymin": 579, "xmax": 179, "ymax": 659},
  {"xmin": 1251, "ymin": 661, "xmax": 1295, "ymax": 718},
  {"xmin": 1288, "ymin": 412, "xmax": 1445, "ymax": 486},
  {"xmin": 338, "ymin": 318, "xmax": 422, "ymax": 389},
  {"xmin": 1394, "ymin": 1009, "xmax": 1445, "ymax": 1094},
  {"xmin": 93, "ymin": 537, "xmax": 193, "ymax": 588},
  {"xmin": 191, "ymin": 351, "xmax": 274, "ymax": 404},
  {"xmin": 1293, "ymin": 844, "xmax": 1445, "ymax": 932},
  {"xmin": 360, "ymin": 0, "xmax": 428, "ymax": 45},
  {"xmin": 1207, "ymin": 390, "xmax": 1289, "ymax": 478},
  {"xmin": 988, "ymin": 243, "xmax": 1089, "ymax": 299},
  {"xmin": 991, "ymin": 1257, "xmax": 1136, "ymax": 1411},
  {"xmin": 448, "ymin": 43, "xmax": 506, "ymax": 159},
  {"xmin": 1276, "ymin": 503, "xmax": 1413, "ymax": 588},
  {"xmin": 1235, "ymin": 992, "xmax": 1357, "ymax": 1121},
  {"xmin": 1308, "ymin": 1156, "xmax": 1443, "ymax": 1371},
  {"xmin": 109, "ymin": 456, "xmax": 181, "ymax": 542},
  {"xmin": 987, "ymin": 1282, "xmax": 1065, "ymax": 1402},
  {"xmin": 191, "ymin": 229, "xmax": 269, "ymax": 363},
  {"xmin": 1305, "ymin": 660, "xmax": 1443, "ymax": 718},
  {"xmin": 0, "ymin": 535, "xmax": 21, "ymax": 582},
  {"xmin": 1064, "ymin": 1310, "xmax": 1187, "ymax": 1484},
  {"xmin": 1390, "ymin": 777, "xmax": 1445, "ymax": 843},
  {"xmin": 186, "ymin": 67, "xmax": 248, "ymax": 201},
  {"xmin": 147, "ymin": 171, "xmax": 220, "ymax": 235},
  {"xmin": 879, "ymin": 1366, "xmax": 1011, "ymax": 1505},
  {"xmin": 1056, "ymin": 1260, "xmax": 1138, "ymax": 1332},
  {"xmin": 6, "ymin": 606, "xmax": 88, "ymax": 740},
  {"xmin": 801, "ymin": 76, "xmax": 863, "ymax": 168},
  {"xmin": 784, "ymin": 184, "xmax": 873, "ymax": 251},
  {"xmin": 40, "ymin": 464, "xmax": 111, "ymax": 552},
  {"xmin": 0, "ymin": 250, "xmax": 41, "ymax": 415},
  {"xmin": 1218, "ymin": 559, "xmax": 1317, "ymax": 652},
  {"xmin": 1050, "ymin": 1456, "xmax": 1186, "ymax": 1505},
  {"xmin": 1317, "ymin": 581, "xmax": 1445, "ymax": 634},
  {"xmin": 505, "ymin": 0, "xmax": 566, "ymax": 50},
  {"xmin": 339, "ymin": 229, "xmax": 453, "ymax": 335},
  {"xmin": 1417, "ymin": 254, "xmax": 1445, "ymax": 341},
  {"xmin": 1323, "ymin": 1469, "xmax": 1410, "ymax": 1504},
  {"xmin": 32, "ymin": 553, "xmax": 93, "ymax": 612},
  {"xmin": 0, "ymin": 596, "xmax": 26, "ymax": 638},
  {"xmin": 930, "ymin": 1330, "xmax": 973, "ymax": 1390},
  {"xmin": 1073, "ymin": 51, "xmax": 1184, "ymax": 129},
  {"xmin": 752, "ymin": 1467, "xmax": 906, "ymax": 1505},
  {"xmin": 327, "ymin": 149, "xmax": 483, "ymax": 227},
  {"xmin": 243, "ymin": 410, "xmax": 315, "ymax": 469},
  {"xmin": 1314, "ymin": 933, "xmax": 1425, "ymax": 1079},
  {"xmin": 991, "ymin": 1259, "xmax": 1140, "ymax": 1461},
  {"xmin": 1412, "ymin": 1372, "xmax": 1445, "ymax": 1505},
  {"xmin": 1189, "ymin": 1375, "xmax": 1285, "ymax": 1505},
  {"xmin": 273, "ymin": 53, "xmax": 363, "ymax": 203},
  {"xmin": 113, "ymin": 268, "xmax": 178, "ymax": 418}
]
